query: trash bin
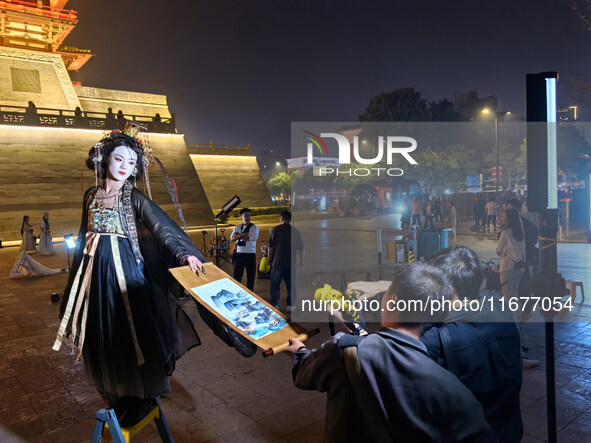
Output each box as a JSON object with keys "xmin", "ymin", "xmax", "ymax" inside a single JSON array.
[
  {"xmin": 419, "ymin": 228, "xmax": 451, "ymax": 259},
  {"xmin": 419, "ymin": 229, "xmax": 441, "ymax": 259},
  {"xmin": 439, "ymin": 228, "xmax": 451, "ymax": 250}
]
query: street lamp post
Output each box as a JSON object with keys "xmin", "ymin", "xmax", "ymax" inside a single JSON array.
[
  {"xmin": 494, "ymin": 112, "xmax": 499, "ymax": 203},
  {"xmin": 482, "ymin": 109, "xmax": 510, "ymax": 204}
]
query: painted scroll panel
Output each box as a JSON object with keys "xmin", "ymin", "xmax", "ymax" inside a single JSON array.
[
  {"xmin": 192, "ymin": 278, "xmax": 288, "ymax": 340},
  {"xmin": 170, "ymin": 263, "xmax": 306, "ymax": 352}
]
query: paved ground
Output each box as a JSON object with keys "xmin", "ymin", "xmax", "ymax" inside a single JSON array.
[{"xmin": 0, "ymin": 214, "xmax": 590, "ymax": 441}]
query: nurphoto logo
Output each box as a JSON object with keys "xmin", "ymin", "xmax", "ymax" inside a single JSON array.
[{"xmin": 304, "ymin": 131, "xmax": 418, "ymax": 176}]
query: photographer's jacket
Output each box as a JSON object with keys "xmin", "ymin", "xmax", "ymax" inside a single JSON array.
[{"xmin": 292, "ymin": 328, "xmax": 495, "ymax": 443}]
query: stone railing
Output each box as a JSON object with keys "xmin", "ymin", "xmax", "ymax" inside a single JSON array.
[
  {"xmin": 0, "ymin": 104, "xmax": 177, "ymax": 133},
  {"xmin": 187, "ymin": 142, "xmax": 251, "ymax": 156}
]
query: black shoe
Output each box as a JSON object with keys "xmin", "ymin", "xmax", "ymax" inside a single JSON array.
[
  {"xmin": 99, "ymin": 391, "xmax": 129, "ymax": 420},
  {"xmin": 118, "ymin": 398, "xmax": 155, "ymax": 428},
  {"xmin": 110, "ymin": 398, "xmax": 130, "ymax": 420}
]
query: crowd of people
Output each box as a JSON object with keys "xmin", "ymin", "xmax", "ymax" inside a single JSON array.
[
  {"xmin": 471, "ymin": 192, "xmax": 534, "ymax": 234},
  {"xmin": 401, "ymin": 196, "xmax": 458, "ymax": 240}
]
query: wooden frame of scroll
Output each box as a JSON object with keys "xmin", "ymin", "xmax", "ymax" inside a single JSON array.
[{"xmin": 169, "ymin": 262, "xmax": 318, "ymax": 357}]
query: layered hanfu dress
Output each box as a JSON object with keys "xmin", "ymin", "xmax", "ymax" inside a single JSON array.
[{"xmin": 54, "ymin": 181, "xmax": 205, "ymax": 399}]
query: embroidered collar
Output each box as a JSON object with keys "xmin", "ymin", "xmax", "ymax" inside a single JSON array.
[{"xmin": 120, "ymin": 181, "xmax": 144, "ymax": 269}]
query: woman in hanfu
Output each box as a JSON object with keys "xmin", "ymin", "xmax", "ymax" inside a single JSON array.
[
  {"xmin": 53, "ymin": 129, "xmax": 209, "ymax": 427},
  {"xmin": 19, "ymin": 215, "xmax": 36, "ymax": 252},
  {"xmin": 37, "ymin": 213, "xmax": 56, "ymax": 255}
]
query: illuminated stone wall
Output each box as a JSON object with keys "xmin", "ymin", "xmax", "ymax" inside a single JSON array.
[
  {"xmin": 0, "ymin": 47, "xmax": 171, "ymax": 121},
  {"xmin": 0, "ymin": 126, "xmax": 212, "ymax": 241},
  {"xmin": 190, "ymin": 154, "xmax": 273, "ymax": 211},
  {"xmin": 0, "ymin": 46, "xmax": 81, "ymax": 109},
  {"xmin": 74, "ymin": 86, "xmax": 172, "ymax": 119}
]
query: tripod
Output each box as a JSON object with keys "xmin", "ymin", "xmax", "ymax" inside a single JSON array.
[
  {"xmin": 200, "ymin": 230, "xmax": 210, "ymax": 257},
  {"xmin": 214, "ymin": 218, "xmax": 232, "ymax": 267}
]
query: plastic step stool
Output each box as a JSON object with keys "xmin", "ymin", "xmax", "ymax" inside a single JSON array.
[{"xmin": 90, "ymin": 398, "xmax": 174, "ymax": 443}]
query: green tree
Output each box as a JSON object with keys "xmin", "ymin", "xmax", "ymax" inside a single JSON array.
[
  {"xmin": 358, "ymin": 87, "xmax": 430, "ymax": 122},
  {"xmin": 480, "ymin": 138, "xmax": 525, "ymax": 188},
  {"xmin": 266, "ymin": 172, "xmax": 291, "ymax": 197},
  {"xmin": 557, "ymin": 124, "xmax": 591, "ymax": 180},
  {"xmin": 332, "ymin": 162, "xmax": 376, "ymax": 190},
  {"xmin": 518, "ymin": 126, "xmax": 591, "ymax": 183},
  {"xmin": 428, "ymin": 99, "xmax": 463, "ymax": 122},
  {"xmin": 403, "ymin": 144, "xmax": 479, "ymax": 192},
  {"xmin": 513, "ymin": 139, "xmax": 528, "ymax": 186}
]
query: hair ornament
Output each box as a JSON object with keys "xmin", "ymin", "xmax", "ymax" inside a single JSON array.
[
  {"xmin": 93, "ymin": 142, "xmax": 103, "ymax": 187},
  {"xmin": 123, "ymin": 120, "xmax": 153, "ymax": 198}
]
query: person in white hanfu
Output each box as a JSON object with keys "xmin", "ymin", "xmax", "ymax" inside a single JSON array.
[
  {"xmin": 19, "ymin": 215, "xmax": 36, "ymax": 253},
  {"xmin": 38, "ymin": 213, "xmax": 56, "ymax": 255}
]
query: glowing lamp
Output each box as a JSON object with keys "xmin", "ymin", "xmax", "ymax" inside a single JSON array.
[{"xmin": 64, "ymin": 234, "xmax": 76, "ymax": 249}]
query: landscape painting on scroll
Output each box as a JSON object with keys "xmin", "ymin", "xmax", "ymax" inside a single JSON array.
[{"xmin": 192, "ymin": 278, "xmax": 288, "ymax": 340}]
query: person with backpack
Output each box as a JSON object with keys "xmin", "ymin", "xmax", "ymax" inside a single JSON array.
[{"xmin": 286, "ymin": 263, "xmax": 495, "ymax": 443}]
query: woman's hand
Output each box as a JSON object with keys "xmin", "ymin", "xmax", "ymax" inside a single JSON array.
[{"xmin": 182, "ymin": 255, "xmax": 204, "ymax": 274}]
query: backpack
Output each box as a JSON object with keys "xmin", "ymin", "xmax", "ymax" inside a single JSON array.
[{"xmin": 338, "ymin": 334, "xmax": 393, "ymax": 442}]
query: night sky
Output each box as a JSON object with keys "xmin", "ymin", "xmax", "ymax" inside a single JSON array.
[{"xmin": 66, "ymin": 0, "xmax": 591, "ymax": 155}]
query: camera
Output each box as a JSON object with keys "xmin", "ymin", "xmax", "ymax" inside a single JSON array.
[{"xmin": 237, "ymin": 239, "xmax": 246, "ymax": 247}]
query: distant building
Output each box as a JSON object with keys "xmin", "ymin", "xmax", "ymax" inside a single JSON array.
[
  {"xmin": 286, "ymin": 156, "xmax": 340, "ymax": 173},
  {"xmin": 0, "ymin": 1, "xmax": 271, "ymax": 239},
  {"xmin": 558, "ymin": 105, "xmax": 577, "ymax": 122}
]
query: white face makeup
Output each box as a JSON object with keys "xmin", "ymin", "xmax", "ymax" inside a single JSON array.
[{"xmin": 106, "ymin": 145, "xmax": 138, "ymax": 182}]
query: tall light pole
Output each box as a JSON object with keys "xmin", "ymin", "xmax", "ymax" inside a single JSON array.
[
  {"xmin": 482, "ymin": 108, "xmax": 511, "ymax": 204},
  {"xmin": 527, "ymin": 71, "xmax": 562, "ymax": 443}
]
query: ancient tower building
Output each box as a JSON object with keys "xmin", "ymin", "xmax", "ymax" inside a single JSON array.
[{"xmin": 0, "ymin": 0, "xmax": 216, "ymax": 240}]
